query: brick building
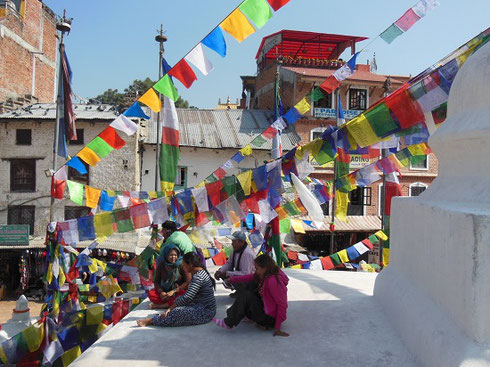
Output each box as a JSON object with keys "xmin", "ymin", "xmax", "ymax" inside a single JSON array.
[
  {"xmin": 0, "ymin": 0, "xmax": 57, "ymax": 112},
  {"xmin": 242, "ymin": 30, "xmax": 438, "ymax": 256}
]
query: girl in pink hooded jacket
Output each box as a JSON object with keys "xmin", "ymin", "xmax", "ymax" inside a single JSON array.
[{"xmin": 214, "ymin": 254, "xmax": 289, "ymax": 337}]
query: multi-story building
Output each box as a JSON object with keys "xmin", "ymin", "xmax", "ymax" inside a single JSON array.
[
  {"xmin": 242, "ymin": 30, "xmax": 438, "ymax": 256},
  {"xmin": 0, "ymin": 0, "xmax": 58, "ymax": 111}
]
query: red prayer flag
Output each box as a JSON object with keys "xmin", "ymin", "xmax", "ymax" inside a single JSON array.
[
  {"xmin": 319, "ymin": 76, "xmax": 340, "ymax": 94},
  {"xmin": 320, "ymin": 256, "xmax": 334, "ymax": 270},
  {"xmin": 212, "ymin": 251, "xmax": 227, "ymax": 266},
  {"xmin": 206, "ymin": 181, "xmax": 224, "ymax": 207},
  {"xmin": 266, "ymin": 0, "xmax": 290, "ymax": 11},
  {"xmin": 51, "ymin": 178, "xmax": 66, "ymax": 199},
  {"xmin": 385, "ymin": 85, "xmax": 425, "ymax": 129},
  {"xmin": 168, "ymin": 59, "xmax": 197, "ymax": 89},
  {"xmin": 361, "ymin": 239, "xmax": 374, "ymax": 250},
  {"xmin": 262, "ymin": 126, "xmax": 278, "ymax": 139},
  {"xmin": 384, "ymin": 181, "xmax": 402, "ymax": 216},
  {"xmin": 337, "ymin": 148, "xmax": 351, "ymax": 163},
  {"xmin": 214, "ymin": 167, "xmax": 226, "ymax": 180},
  {"xmin": 162, "ymin": 127, "xmax": 179, "ymax": 146},
  {"xmin": 394, "ymin": 8, "xmax": 421, "ymax": 32},
  {"xmin": 287, "ymin": 251, "xmax": 298, "ymax": 261},
  {"xmin": 98, "ymin": 126, "xmax": 126, "ymax": 149}
]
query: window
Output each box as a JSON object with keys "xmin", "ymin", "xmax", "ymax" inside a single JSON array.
[
  {"xmin": 8, "ymin": 206, "xmax": 35, "ymax": 235},
  {"xmin": 16, "ymin": 129, "xmax": 31, "ymax": 145},
  {"xmin": 410, "ymin": 155, "xmax": 429, "ymax": 170},
  {"xmin": 10, "ymin": 159, "xmax": 36, "ymax": 192},
  {"xmin": 378, "ymin": 184, "xmax": 384, "ymax": 216},
  {"xmin": 175, "ymin": 167, "xmax": 187, "ymax": 188},
  {"xmin": 315, "ymin": 92, "xmax": 332, "ymax": 109},
  {"xmin": 68, "ymin": 161, "xmax": 89, "ymax": 185},
  {"xmin": 347, "ymin": 187, "xmax": 364, "ymax": 216},
  {"xmin": 69, "ymin": 129, "xmax": 84, "ymax": 145},
  {"xmin": 64, "ymin": 206, "xmax": 91, "ymax": 220},
  {"xmin": 320, "ymin": 202, "xmax": 329, "ymax": 216},
  {"xmin": 410, "ymin": 183, "xmax": 427, "ymax": 197},
  {"xmin": 348, "ymin": 88, "xmax": 367, "ymax": 110}
]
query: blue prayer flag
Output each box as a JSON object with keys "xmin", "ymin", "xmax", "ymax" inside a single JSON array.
[
  {"xmin": 283, "ymin": 107, "xmax": 302, "ymax": 125},
  {"xmin": 66, "ymin": 156, "xmax": 88, "ymax": 175},
  {"xmin": 123, "ymin": 102, "xmax": 150, "ymax": 119},
  {"xmin": 99, "ymin": 191, "xmax": 116, "ymax": 211},
  {"xmin": 380, "ymin": 23, "xmax": 404, "ymax": 44},
  {"xmin": 253, "ymin": 165, "xmax": 268, "ymax": 191},
  {"xmin": 231, "ymin": 152, "xmax": 245, "ymax": 164},
  {"xmin": 77, "ymin": 216, "xmax": 95, "ymax": 241},
  {"xmin": 347, "ymin": 52, "xmax": 359, "ymax": 71},
  {"xmin": 203, "ymin": 27, "xmax": 227, "ymax": 58},
  {"xmin": 347, "ymin": 246, "xmax": 361, "ymax": 260}
]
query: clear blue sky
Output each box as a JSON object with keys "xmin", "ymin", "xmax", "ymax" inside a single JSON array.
[{"xmin": 43, "ymin": 0, "xmax": 489, "ymax": 109}]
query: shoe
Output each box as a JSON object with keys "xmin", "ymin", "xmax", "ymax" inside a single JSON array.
[
  {"xmin": 229, "ymin": 292, "xmax": 238, "ymax": 298},
  {"xmin": 213, "ymin": 317, "xmax": 231, "ymax": 329}
]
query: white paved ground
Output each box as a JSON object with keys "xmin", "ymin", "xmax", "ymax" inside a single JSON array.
[{"xmin": 71, "ymin": 269, "xmax": 416, "ymax": 367}]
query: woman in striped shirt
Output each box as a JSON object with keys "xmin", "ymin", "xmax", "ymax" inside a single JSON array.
[{"xmin": 137, "ymin": 252, "xmax": 216, "ymax": 327}]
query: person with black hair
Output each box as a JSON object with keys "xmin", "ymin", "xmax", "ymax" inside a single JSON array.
[
  {"xmin": 137, "ymin": 252, "xmax": 216, "ymax": 327},
  {"xmin": 160, "ymin": 220, "xmax": 196, "ymax": 255},
  {"xmin": 214, "ymin": 254, "xmax": 289, "ymax": 337}
]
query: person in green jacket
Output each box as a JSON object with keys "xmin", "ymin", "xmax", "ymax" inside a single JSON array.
[{"xmin": 160, "ymin": 220, "xmax": 196, "ymax": 256}]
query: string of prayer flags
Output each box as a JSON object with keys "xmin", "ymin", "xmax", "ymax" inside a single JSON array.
[
  {"xmin": 220, "ymin": 8, "xmax": 256, "ymax": 43},
  {"xmin": 123, "ymin": 101, "xmax": 150, "ymax": 119},
  {"xmin": 168, "ymin": 59, "xmax": 197, "ymax": 88},
  {"xmin": 138, "ymin": 88, "xmax": 162, "ymax": 113},
  {"xmin": 153, "ymin": 74, "xmax": 179, "ymax": 102},
  {"xmin": 185, "ymin": 43, "xmax": 214, "ymax": 76},
  {"xmin": 202, "ymin": 27, "xmax": 227, "ymax": 58},
  {"xmin": 239, "ymin": 0, "xmax": 273, "ymax": 29}
]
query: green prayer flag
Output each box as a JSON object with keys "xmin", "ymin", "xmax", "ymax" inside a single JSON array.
[
  {"xmin": 330, "ymin": 253, "xmax": 342, "ymax": 266},
  {"xmin": 87, "ymin": 137, "xmax": 114, "ymax": 158},
  {"xmin": 279, "ymin": 219, "xmax": 291, "ymax": 234},
  {"xmin": 368, "ymin": 234, "xmax": 379, "ymax": 244},
  {"xmin": 239, "ymin": 0, "xmax": 273, "ymax": 29},
  {"xmin": 112, "ymin": 208, "xmax": 135, "ymax": 233},
  {"xmin": 314, "ymin": 140, "xmax": 335, "ymax": 165},
  {"xmin": 365, "ymin": 102, "xmax": 399, "ymax": 138},
  {"xmin": 307, "ymin": 87, "xmax": 325, "ymax": 103},
  {"xmin": 153, "ymin": 74, "xmax": 179, "ymax": 102},
  {"xmin": 283, "ymin": 201, "xmax": 300, "ymax": 216},
  {"xmin": 67, "ymin": 180, "xmax": 84, "ymax": 205},
  {"xmin": 224, "ymin": 246, "xmax": 233, "ymax": 257},
  {"xmin": 251, "ymin": 134, "xmax": 267, "ymax": 147},
  {"xmin": 409, "ymin": 154, "xmax": 427, "ymax": 166},
  {"xmin": 223, "ymin": 176, "xmax": 237, "ymax": 197}
]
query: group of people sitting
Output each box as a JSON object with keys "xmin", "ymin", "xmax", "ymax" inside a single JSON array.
[{"xmin": 136, "ymin": 221, "xmax": 289, "ymax": 337}]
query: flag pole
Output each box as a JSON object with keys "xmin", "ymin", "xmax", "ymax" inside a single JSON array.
[
  {"xmin": 329, "ymin": 88, "xmax": 340, "ymax": 255},
  {"xmin": 154, "ymin": 25, "xmax": 167, "ymax": 191},
  {"xmin": 49, "ymin": 10, "xmax": 71, "ymax": 223}
]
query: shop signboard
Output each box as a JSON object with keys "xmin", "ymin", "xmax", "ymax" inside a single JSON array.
[
  {"xmin": 0, "ymin": 225, "xmax": 29, "ymax": 245},
  {"xmin": 313, "ymin": 108, "xmax": 363, "ymax": 120}
]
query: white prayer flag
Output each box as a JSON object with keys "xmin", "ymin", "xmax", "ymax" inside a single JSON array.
[
  {"xmin": 333, "ymin": 64, "xmax": 353, "ymax": 81},
  {"xmin": 59, "ymin": 219, "xmax": 79, "ymax": 245},
  {"xmin": 354, "ymin": 242, "xmax": 370, "ymax": 255},
  {"xmin": 258, "ymin": 199, "xmax": 278, "ymax": 224},
  {"xmin": 110, "ymin": 114, "xmax": 138, "ymax": 136},
  {"xmin": 310, "ymin": 259, "xmax": 323, "ymax": 270},
  {"xmin": 163, "ymin": 96, "xmax": 179, "ymax": 130},
  {"xmin": 117, "ymin": 195, "xmax": 130, "ymax": 208},
  {"xmin": 148, "ymin": 198, "xmax": 169, "ymax": 224},
  {"xmin": 358, "ymin": 164, "xmax": 381, "ymax": 185},
  {"xmin": 191, "ymin": 186, "xmax": 209, "ymax": 213},
  {"xmin": 185, "ymin": 43, "xmax": 214, "ymax": 76}
]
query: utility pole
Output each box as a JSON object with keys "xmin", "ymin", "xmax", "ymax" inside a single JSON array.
[
  {"xmin": 272, "ymin": 55, "xmax": 283, "ymax": 159},
  {"xmin": 49, "ymin": 11, "xmax": 72, "ymax": 223},
  {"xmin": 154, "ymin": 25, "xmax": 167, "ymax": 191},
  {"xmin": 329, "ymin": 88, "xmax": 340, "ymax": 255}
]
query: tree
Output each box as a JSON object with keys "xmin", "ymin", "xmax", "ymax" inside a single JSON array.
[{"xmin": 93, "ymin": 78, "xmax": 191, "ymax": 112}]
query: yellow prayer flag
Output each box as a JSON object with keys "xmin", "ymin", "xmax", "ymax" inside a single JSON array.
[
  {"xmin": 290, "ymin": 219, "xmax": 305, "ymax": 234},
  {"xmin": 94, "ymin": 212, "xmax": 114, "ymax": 238},
  {"xmin": 303, "ymin": 139, "xmax": 323, "ymax": 157},
  {"xmin": 96, "ymin": 322, "xmax": 107, "ymax": 335},
  {"xmin": 87, "ymin": 305, "xmax": 104, "ymax": 325},
  {"xmin": 77, "ymin": 147, "xmax": 101, "ymax": 167},
  {"xmin": 202, "ymin": 248, "xmax": 210, "ymax": 258},
  {"xmin": 382, "ymin": 248, "xmax": 390, "ymax": 266},
  {"xmin": 291, "ymin": 264, "xmax": 302, "ymax": 269},
  {"xmin": 46, "ymin": 263, "xmax": 53, "ymax": 284},
  {"xmin": 346, "ymin": 114, "xmax": 379, "ymax": 148},
  {"xmin": 138, "ymin": 88, "xmax": 162, "ymax": 113},
  {"xmin": 375, "ymin": 230, "xmax": 388, "ymax": 241},
  {"xmin": 295, "ymin": 145, "xmax": 307, "ymax": 161},
  {"xmin": 294, "ymin": 97, "xmax": 311, "ymax": 115},
  {"xmin": 338, "ymin": 249, "xmax": 349, "ymax": 264},
  {"xmin": 239, "ymin": 144, "xmax": 253, "ymax": 156},
  {"xmin": 58, "ymin": 268, "xmax": 66, "ymax": 286},
  {"xmin": 96, "ymin": 275, "xmax": 122, "ymax": 299},
  {"xmin": 148, "ymin": 191, "xmax": 157, "ymax": 199},
  {"xmin": 335, "ymin": 190, "xmax": 350, "ymax": 222},
  {"xmin": 87, "ymin": 259, "xmax": 99, "ymax": 274},
  {"xmin": 219, "ymin": 9, "xmax": 256, "ymax": 42},
  {"xmin": 85, "ymin": 186, "xmax": 101, "ymax": 209},
  {"xmin": 62, "ymin": 346, "xmax": 81, "ymax": 367},
  {"xmin": 0, "ymin": 346, "xmax": 8, "ymax": 365},
  {"xmin": 161, "ymin": 180, "xmax": 175, "ymax": 193},
  {"xmin": 107, "ymin": 190, "xmax": 116, "ymax": 196},
  {"xmin": 237, "ymin": 170, "xmax": 252, "ymax": 196},
  {"xmin": 22, "ymin": 322, "xmax": 44, "ymax": 352},
  {"xmin": 275, "ymin": 206, "xmax": 288, "ymax": 220},
  {"xmin": 189, "ymin": 229, "xmax": 206, "ymax": 245},
  {"xmin": 407, "ymin": 143, "xmax": 428, "ymax": 157}
]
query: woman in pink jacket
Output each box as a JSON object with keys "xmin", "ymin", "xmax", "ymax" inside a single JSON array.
[{"xmin": 214, "ymin": 254, "xmax": 289, "ymax": 337}]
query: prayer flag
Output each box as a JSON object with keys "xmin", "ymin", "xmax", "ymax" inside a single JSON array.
[
  {"xmin": 231, "ymin": 152, "xmax": 245, "ymax": 164},
  {"xmin": 385, "ymin": 86, "xmax": 424, "ymax": 129},
  {"xmin": 375, "ymin": 230, "xmax": 389, "ymax": 241},
  {"xmin": 212, "ymin": 251, "xmax": 227, "ymax": 266},
  {"xmin": 85, "ymin": 186, "xmax": 101, "ymax": 209},
  {"xmin": 77, "ymin": 216, "xmax": 96, "ymax": 241},
  {"xmin": 60, "ymin": 219, "xmax": 79, "ymax": 244},
  {"xmin": 185, "ymin": 43, "xmax": 214, "ymax": 76},
  {"xmin": 94, "ymin": 212, "xmax": 114, "ymax": 237},
  {"xmin": 220, "ymin": 9, "xmax": 256, "ymax": 43},
  {"xmin": 365, "ymin": 102, "xmax": 400, "ymax": 138},
  {"xmin": 160, "ymin": 95, "xmax": 180, "ymax": 192},
  {"xmin": 239, "ymin": 145, "xmax": 253, "ymax": 156},
  {"xmin": 77, "ymin": 147, "xmax": 101, "ymax": 166},
  {"xmin": 237, "ymin": 170, "xmax": 252, "ymax": 195},
  {"xmin": 239, "ymin": 0, "xmax": 273, "ymax": 29},
  {"xmin": 335, "ymin": 190, "xmax": 349, "ymax": 222},
  {"xmin": 384, "ymin": 181, "xmax": 402, "ymax": 216},
  {"xmin": 22, "ymin": 323, "xmax": 44, "ymax": 352},
  {"xmin": 294, "ymin": 97, "xmax": 311, "ymax": 115},
  {"xmin": 202, "ymin": 27, "xmax": 227, "ymax": 58},
  {"xmin": 394, "ymin": 8, "xmax": 421, "ymax": 32},
  {"xmin": 99, "ymin": 190, "xmax": 116, "ymax": 211},
  {"xmin": 279, "ymin": 219, "xmax": 291, "ymax": 234},
  {"xmin": 51, "ymin": 178, "xmax": 66, "ymax": 199},
  {"xmin": 87, "ymin": 136, "xmax": 114, "ymax": 158},
  {"xmin": 258, "ymin": 199, "xmax": 278, "ymax": 223},
  {"xmin": 169, "ymin": 59, "xmax": 197, "ymax": 88},
  {"xmin": 98, "ymin": 126, "xmax": 126, "ymax": 150},
  {"xmin": 380, "ymin": 24, "xmax": 404, "ymax": 44},
  {"xmin": 362, "ymin": 238, "xmax": 374, "ymax": 250},
  {"xmin": 253, "ymin": 165, "xmax": 268, "ymax": 191},
  {"xmin": 266, "ymin": 0, "xmax": 290, "ymax": 11},
  {"xmin": 192, "ymin": 186, "xmax": 209, "ymax": 213},
  {"xmin": 112, "ymin": 208, "xmax": 135, "ymax": 233},
  {"xmin": 130, "ymin": 203, "xmax": 151, "ymax": 229},
  {"xmin": 148, "ymin": 197, "xmax": 169, "ymax": 224},
  {"xmin": 319, "ymin": 76, "xmax": 340, "ymax": 94},
  {"xmin": 345, "ymin": 114, "xmax": 380, "ymax": 148},
  {"xmin": 314, "ymin": 139, "xmax": 336, "ymax": 166},
  {"xmin": 412, "ymin": 0, "xmax": 440, "ymax": 17},
  {"xmin": 290, "ymin": 219, "xmax": 305, "ymax": 233},
  {"xmin": 251, "ymin": 134, "xmax": 267, "ymax": 147},
  {"xmin": 110, "ymin": 114, "xmax": 138, "ymax": 136},
  {"xmin": 66, "ymin": 156, "xmax": 87, "ymax": 175},
  {"xmin": 330, "ymin": 253, "xmax": 341, "ymax": 266},
  {"xmin": 138, "ymin": 88, "xmax": 162, "ymax": 113},
  {"xmin": 154, "ymin": 74, "xmax": 179, "ymax": 102},
  {"xmin": 67, "ymin": 180, "xmax": 84, "ymax": 205},
  {"xmin": 338, "ymin": 249, "xmax": 349, "ymax": 264},
  {"xmin": 354, "ymin": 241, "xmax": 370, "ymax": 255},
  {"xmin": 283, "ymin": 107, "xmax": 302, "ymax": 124},
  {"xmin": 123, "ymin": 101, "xmax": 150, "ymax": 119},
  {"xmin": 262, "ymin": 126, "xmax": 278, "ymax": 139},
  {"xmin": 346, "ymin": 246, "xmax": 360, "ymax": 260}
]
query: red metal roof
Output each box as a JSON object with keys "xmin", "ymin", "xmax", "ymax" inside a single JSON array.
[{"xmin": 255, "ymin": 30, "xmax": 368, "ymax": 60}]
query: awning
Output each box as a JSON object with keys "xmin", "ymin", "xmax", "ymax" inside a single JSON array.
[{"xmin": 294, "ymin": 216, "xmax": 382, "ymax": 233}]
